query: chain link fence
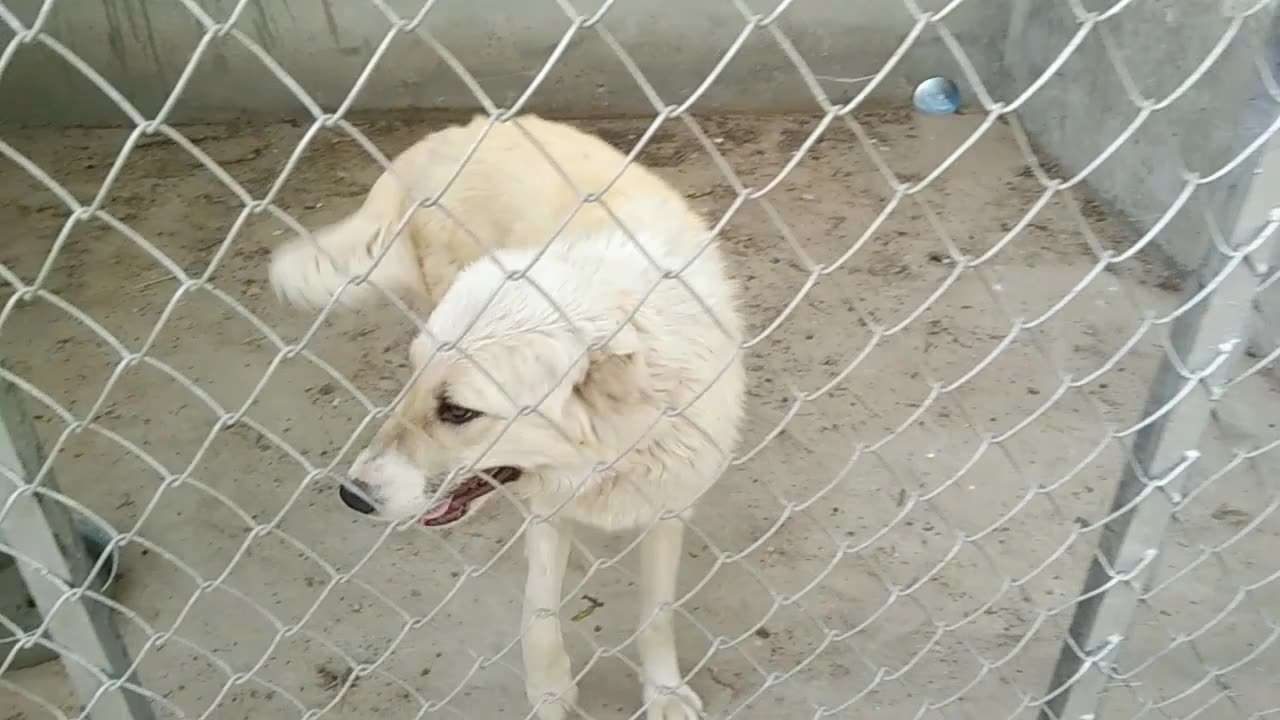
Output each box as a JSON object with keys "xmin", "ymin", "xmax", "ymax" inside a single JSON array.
[{"xmin": 2, "ymin": 1, "xmax": 1279, "ymax": 719}]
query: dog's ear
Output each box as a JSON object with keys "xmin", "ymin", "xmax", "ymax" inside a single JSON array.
[
  {"xmin": 511, "ymin": 317, "xmax": 650, "ymax": 444},
  {"xmin": 592, "ymin": 318, "xmax": 641, "ymax": 358},
  {"xmin": 555, "ymin": 319, "xmax": 651, "ymax": 444},
  {"xmin": 409, "ymin": 333, "xmax": 435, "ymax": 368}
]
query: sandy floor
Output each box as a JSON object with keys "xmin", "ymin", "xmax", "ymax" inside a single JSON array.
[{"xmin": 2, "ymin": 109, "xmax": 1278, "ymax": 720}]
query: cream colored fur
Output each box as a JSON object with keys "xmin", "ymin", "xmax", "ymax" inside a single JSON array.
[
  {"xmin": 271, "ymin": 116, "xmax": 745, "ymax": 720},
  {"xmin": 268, "ymin": 114, "xmax": 700, "ymax": 313}
]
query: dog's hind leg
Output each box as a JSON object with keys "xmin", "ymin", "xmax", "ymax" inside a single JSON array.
[
  {"xmin": 638, "ymin": 518, "xmax": 704, "ymax": 720},
  {"xmin": 523, "ymin": 516, "xmax": 579, "ymax": 720}
]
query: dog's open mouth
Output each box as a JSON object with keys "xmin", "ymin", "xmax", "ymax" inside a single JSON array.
[{"xmin": 420, "ymin": 466, "xmax": 523, "ymax": 527}]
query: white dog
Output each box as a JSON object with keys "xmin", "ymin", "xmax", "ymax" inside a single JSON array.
[{"xmin": 269, "ymin": 116, "xmax": 745, "ymax": 720}]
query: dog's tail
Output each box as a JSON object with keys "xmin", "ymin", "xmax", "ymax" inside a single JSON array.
[{"xmin": 268, "ymin": 174, "xmax": 424, "ymax": 312}]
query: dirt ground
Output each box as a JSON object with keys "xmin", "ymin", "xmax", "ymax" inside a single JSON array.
[{"xmin": 2, "ymin": 109, "xmax": 1278, "ymax": 720}]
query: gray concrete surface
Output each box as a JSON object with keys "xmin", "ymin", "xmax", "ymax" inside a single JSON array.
[
  {"xmin": 1004, "ymin": 0, "xmax": 1280, "ymax": 353},
  {"xmin": 1, "ymin": 111, "xmax": 1277, "ymax": 719},
  {"xmin": 0, "ymin": 0, "xmax": 1008, "ymax": 125}
]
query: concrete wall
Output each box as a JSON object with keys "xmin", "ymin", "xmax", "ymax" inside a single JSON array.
[
  {"xmin": 0, "ymin": 0, "xmax": 1009, "ymax": 125},
  {"xmin": 4, "ymin": 1, "xmax": 1276, "ymax": 345},
  {"xmin": 1004, "ymin": 0, "xmax": 1280, "ymax": 350}
]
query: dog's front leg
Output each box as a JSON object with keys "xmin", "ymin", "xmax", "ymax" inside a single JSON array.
[
  {"xmin": 523, "ymin": 516, "xmax": 577, "ymax": 720},
  {"xmin": 638, "ymin": 517, "xmax": 703, "ymax": 719}
]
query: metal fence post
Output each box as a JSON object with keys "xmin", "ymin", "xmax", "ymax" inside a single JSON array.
[
  {"xmin": 1040, "ymin": 131, "xmax": 1280, "ymax": 718},
  {"xmin": 0, "ymin": 377, "xmax": 155, "ymax": 720}
]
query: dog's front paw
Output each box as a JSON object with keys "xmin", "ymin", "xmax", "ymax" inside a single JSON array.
[
  {"xmin": 644, "ymin": 682, "xmax": 703, "ymax": 720},
  {"xmin": 526, "ymin": 662, "xmax": 578, "ymax": 720}
]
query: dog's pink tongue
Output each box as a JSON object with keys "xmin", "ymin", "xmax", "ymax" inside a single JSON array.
[{"xmin": 420, "ymin": 500, "xmax": 451, "ymax": 522}]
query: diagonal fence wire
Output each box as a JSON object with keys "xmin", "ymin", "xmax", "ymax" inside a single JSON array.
[{"xmin": 0, "ymin": 0, "xmax": 1278, "ymax": 719}]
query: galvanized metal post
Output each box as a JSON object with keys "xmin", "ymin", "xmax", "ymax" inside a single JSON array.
[
  {"xmin": 1040, "ymin": 119, "xmax": 1280, "ymax": 720},
  {"xmin": 0, "ymin": 377, "xmax": 155, "ymax": 720}
]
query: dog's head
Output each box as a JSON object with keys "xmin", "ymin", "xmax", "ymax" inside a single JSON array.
[{"xmin": 339, "ymin": 247, "xmax": 649, "ymax": 526}]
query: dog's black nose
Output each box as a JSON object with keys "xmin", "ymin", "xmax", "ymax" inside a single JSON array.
[{"xmin": 339, "ymin": 480, "xmax": 377, "ymax": 515}]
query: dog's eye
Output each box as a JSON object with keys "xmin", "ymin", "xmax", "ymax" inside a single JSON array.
[{"xmin": 438, "ymin": 400, "xmax": 482, "ymax": 425}]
